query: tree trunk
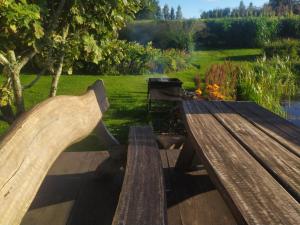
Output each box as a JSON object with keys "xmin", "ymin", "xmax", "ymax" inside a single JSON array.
[
  {"xmin": 49, "ymin": 55, "xmax": 64, "ymax": 97},
  {"xmin": 10, "ymin": 68, "xmax": 25, "ymax": 115}
]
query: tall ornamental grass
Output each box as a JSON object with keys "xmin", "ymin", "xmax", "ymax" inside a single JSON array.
[{"xmin": 238, "ymin": 56, "xmax": 297, "ymax": 116}]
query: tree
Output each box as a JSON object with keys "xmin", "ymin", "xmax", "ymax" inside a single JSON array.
[
  {"xmin": 156, "ymin": 6, "xmax": 163, "ymax": 20},
  {"xmin": 136, "ymin": 0, "xmax": 160, "ymax": 20},
  {"xmin": 268, "ymin": 0, "xmax": 297, "ymax": 15},
  {"xmin": 176, "ymin": 5, "xmax": 183, "ymax": 19},
  {"xmin": 170, "ymin": 7, "xmax": 175, "ymax": 20},
  {"xmin": 248, "ymin": 2, "xmax": 255, "ymax": 16},
  {"xmin": 0, "ymin": 0, "xmax": 139, "ymax": 123},
  {"xmin": 223, "ymin": 8, "xmax": 231, "ymax": 17},
  {"xmin": 163, "ymin": 4, "xmax": 170, "ymax": 20},
  {"xmin": 239, "ymin": 1, "xmax": 247, "ymax": 16}
]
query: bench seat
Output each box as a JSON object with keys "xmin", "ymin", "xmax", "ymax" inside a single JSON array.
[{"xmin": 112, "ymin": 126, "xmax": 167, "ymax": 225}]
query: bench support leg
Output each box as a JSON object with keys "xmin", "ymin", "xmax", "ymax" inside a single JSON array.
[
  {"xmin": 94, "ymin": 121, "xmax": 125, "ymax": 179},
  {"xmin": 175, "ymin": 138, "xmax": 200, "ymax": 171},
  {"xmin": 94, "ymin": 121, "xmax": 120, "ymax": 148}
]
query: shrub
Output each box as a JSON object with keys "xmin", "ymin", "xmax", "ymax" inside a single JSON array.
[
  {"xmin": 238, "ymin": 56, "xmax": 297, "ymax": 116},
  {"xmin": 292, "ymin": 61, "xmax": 300, "ymax": 82},
  {"xmin": 119, "ymin": 20, "xmax": 205, "ymax": 51},
  {"xmin": 205, "ymin": 62, "xmax": 238, "ymax": 100},
  {"xmin": 149, "ymin": 48, "xmax": 190, "ymax": 73},
  {"xmin": 120, "ymin": 17, "xmax": 300, "ymax": 49},
  {"xmin": 278, "ymin": 17, "xmax": 300, "ymax": 39},
  {"xmin": 263, "ymin": 39, "xmax": 300, "ymax": 60},
  {"xmin": 196, "ymin": 17, "xmax": 279, "ymax": 48},
  {"xmin": 74, "ymin": 41, "xmax": 191, "ymax": 75}
]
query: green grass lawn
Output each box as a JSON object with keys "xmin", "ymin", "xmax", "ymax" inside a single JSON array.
[
  {"xmin": 0, "ymin": 48, "xmax": 261, "ymax": 151},
  {"xmin": 169, "ymin": 48, "xmax": 261, "ymax": 90}
]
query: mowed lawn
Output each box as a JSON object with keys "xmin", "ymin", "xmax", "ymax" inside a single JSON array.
[
  {"xmin": 0, "ymin": 48, "xmax": 261, "ymax": 151},
  {"xmin": 169, "ymin": 48, "xmax": 261, "ymax": 89}
]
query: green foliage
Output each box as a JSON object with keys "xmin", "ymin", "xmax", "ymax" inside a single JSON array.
[
  {"xmin": 278, "ymin": 17, "xmax": 300, "ymax": 38},
  {"xmin": 136, "ymin": 0, "xmax": 160, "ymax": 20},
  {"xmin": 176, "ymin": 6, "xmax": 183, "ymax": 20},
  {"xmin": 120, "ymin": 20, "xmax": 205, "ymax": 51},
  {"xmin": 121, "ymin": 17, "xmax": 300, "ymax": 50},
  {"xmin": 36, "ymin": 0, "xmax": 140, "ymax": 73},
  {"xmin": 0, "ymin": 0, "xmax": 44, "ymax": 51},
  {"xmin": 0, "ymin": 83, "xmax": 13, "ymax": 106},
  {"xmin": 238, "ymin": 56, "xmax": 297, "ymax": 116},
  {"xmin": 263, "ymin": 39, "xmax": 300, "ymax": 59},
  {"xmin": 75, "ymin": 41, "xmax": 191, "ymax": 75},
  {"xmin": 196, "ymin": 17, "xmax": 279, "ymax": 48}
]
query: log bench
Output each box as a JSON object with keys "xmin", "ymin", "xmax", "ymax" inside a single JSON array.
[{"xmin": 0, "ymin": 80, "xmax": 167, "ymax": 225}]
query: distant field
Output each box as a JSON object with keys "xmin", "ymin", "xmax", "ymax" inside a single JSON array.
[{"xmin": 0, "ymin": 48, "xmax": 261, "ymax": 151}]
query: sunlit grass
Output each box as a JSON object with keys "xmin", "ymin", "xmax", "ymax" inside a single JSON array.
[{"xmin": 0, "ymin": 49, "xmax": 262, "ymax": 150}]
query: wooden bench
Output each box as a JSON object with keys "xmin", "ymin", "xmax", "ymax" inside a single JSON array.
[
  {"xmin": 113, "ymin": 126, "xmax": 167, "ymax": 225},
  {"xmin": 0, "ymin": 81, "xmax": 167, "ymax": 225},
  {"xmin": 177, "ymin": 100, "xmax": 300, "ymax": 225}
]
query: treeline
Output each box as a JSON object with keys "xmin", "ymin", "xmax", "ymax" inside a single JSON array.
[
  {"xmin": 120, "ymin": 17, "xmax": 300, "ymax": 50},
  {"xmin": 201, "ymin": 0, "xmax": 300, "ymax": 18},
  {"xmin": 136, "ymin": 0, "xmax": 183, "ymax": 20}
]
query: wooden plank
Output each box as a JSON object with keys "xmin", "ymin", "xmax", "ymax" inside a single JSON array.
[
  {"xmin": 112, "ymin": 126, "xmax": 167, "ymax": 225},
  {"xmin": 160, "ymin": 149, "xmax": 183, "ymax": 225},
  {"xmin": 225, "ymin": 101, "xmax": 300, "ymax": 157},
  {"xmin": 21, "ymin": 152, "xmax": 109, "ymax": 225},
  {"xmin": 203, "ymin": 101, "xmax": 300, "ymax": 201},
  {"xmin": 167, "ymin": 149, "xmax": 236, "ymax": 225},
  {"xmin": 0, "ymin": 80, "xmax": 108, "ymax": 225},
  {"xmin": 182, "ymin": 101, "xmax": 300, "ymax": 225}
]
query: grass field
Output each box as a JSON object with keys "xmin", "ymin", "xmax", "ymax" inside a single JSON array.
[
  {"xmin": 169, "ymin": 48, "xmax": 261, "ymax": 89},
  {"xmin": 0, "ymin": 48, "xmax": 261, "ymax": 151}
]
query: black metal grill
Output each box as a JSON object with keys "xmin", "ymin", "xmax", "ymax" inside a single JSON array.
[{"xmin": 148, "ymin": 78, "xmax": 183, "ymax": 89}]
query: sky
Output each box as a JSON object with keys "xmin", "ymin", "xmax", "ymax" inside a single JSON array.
[{"xmin": 159, "ymin": 0, "xmax": 269, "ymax": 18}]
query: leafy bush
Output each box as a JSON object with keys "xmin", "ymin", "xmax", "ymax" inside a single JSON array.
[
  {"xmin": 238, "ymin": 56, "xmax": 297, "ymax": 116},
  {"xmin": 196, "ymin": 17, "xmax": 279, "ymax": 48},
  {"xmin": 74, "ymin": 41, "xmax": 191, "ymax": 75},
  {"xmin": 263, "ymin": 39, "xmax": 300, "ymax": 60},
  {"xmin": 278, "ymin": 17, "xmax": 300, "ymax": 39},
  {"xmin": 119, "ymin": 20, "xmax": 205, "ymax": 51},
  {"xmin": 292, "ymin": 61, "xmax": 300, "ymax": 81}
]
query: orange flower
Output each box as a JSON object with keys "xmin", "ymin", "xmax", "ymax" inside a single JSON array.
[
  {"xmin": 206, "ymin": 84, "xmax": 213, "ymax": 90},
  {"xmin": 195, "ymin": 88, "xmax": 202, "ymax": 96},
  {"xmin": 213, "ymin": 84, "xmax": 220, "ymax": 90}
]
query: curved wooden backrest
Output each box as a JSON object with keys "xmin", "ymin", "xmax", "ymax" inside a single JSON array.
[{"xmin": 0, "ymin": 80, "xmax": 108, "ymax": 225}]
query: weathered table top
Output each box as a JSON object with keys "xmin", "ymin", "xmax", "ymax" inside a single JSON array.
[{"xmin": 182, "ymin": 100, "xmax": 300, "ymax": 225}]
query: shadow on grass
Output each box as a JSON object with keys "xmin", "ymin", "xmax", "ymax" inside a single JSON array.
[{"xmin": 222, "ymin": 54, "xmax": 260, "ymax": 62}]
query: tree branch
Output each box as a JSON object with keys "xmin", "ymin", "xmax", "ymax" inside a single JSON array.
[
  {"xmin": 22, "ymin": 68, "xmax": 47, "ymax": 90},
  {"xmin": 17, "ymin": 50, "xmax": 37, "ymax": 70},
  {"xmin": 0, "ymin": 53, "xmax": 9, "ymax": 66}
]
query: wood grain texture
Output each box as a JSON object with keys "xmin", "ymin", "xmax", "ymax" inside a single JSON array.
[
  {"xmin": 203, "ymin": 101, "xmax": 300, "ymax": 201},
  {"xmin": 225, "ymin": 101, "xmax": 300, "ymax": 157},
  {"xmin": 0, "ymin": 80, "xmax": 108, "ymax": 225},
  {"xmin": 112, "ymin": 126, "xmax": 167, "ymax": 225},
  {"xmin": 182, "ymin": 101, "xmax": 300, "ymax": 225},
  {"xmin": 160, "ymin": 149, "xmax": 183, "ymax": 225}
]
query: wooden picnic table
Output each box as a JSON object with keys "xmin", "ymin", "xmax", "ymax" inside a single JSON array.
[{"xmin": 177, "ymin": 100, "xmax": 300, "ymax": 225}]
